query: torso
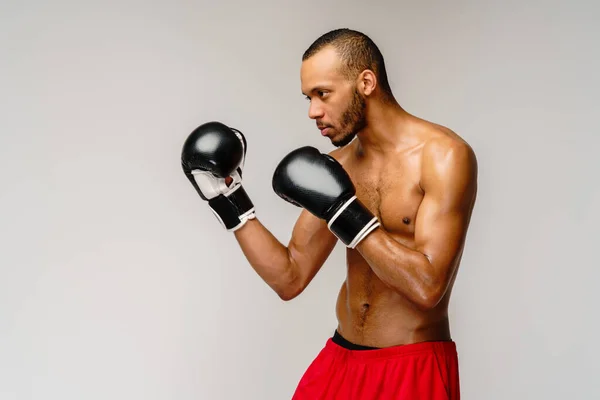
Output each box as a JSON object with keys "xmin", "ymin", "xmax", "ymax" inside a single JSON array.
[{"xmin": 331, "ymin": 119, "xmax": 461, "ymax": 348}]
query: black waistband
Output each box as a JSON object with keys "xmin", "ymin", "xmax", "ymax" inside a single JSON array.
[{"xmin": 332, "ymin": 330, "xmax": 380, "ymax": 351}]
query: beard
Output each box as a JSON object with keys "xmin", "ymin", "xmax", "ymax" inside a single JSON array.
[{"xmin": 331, "ymin": 88, "xmax": 367, "ymax": 147}]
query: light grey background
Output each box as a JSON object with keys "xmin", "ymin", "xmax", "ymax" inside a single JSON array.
[{"xmin": 1, "ymin": 0, "xmax": 598, "ymax": 399}]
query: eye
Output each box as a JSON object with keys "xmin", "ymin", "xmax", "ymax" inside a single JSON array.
[{"xmin": 318, "ymin": 90, "xmax": 327, "ymax": 98}]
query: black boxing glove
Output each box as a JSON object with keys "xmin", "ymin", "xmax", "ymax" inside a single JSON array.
[
  {"xmin": 181, "ymin": 121, "xmax": 255, "ymax": 231},
  {"xmin": 272, "ymin": 146, "xmax": 380, "ymax": 248}
]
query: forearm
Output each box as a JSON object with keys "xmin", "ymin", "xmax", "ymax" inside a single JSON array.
[
  {"xmin": 356, "ymin": 229, "xmax": 440, "ymax": 309},
  {"xmin": 233, "ymin": 218, "xmax": 297, "ymax": 298}
]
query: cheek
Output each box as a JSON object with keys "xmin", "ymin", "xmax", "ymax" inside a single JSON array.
[{"xmin": 328, "ymin": 104, "xmax": 343, "ymax": 124}]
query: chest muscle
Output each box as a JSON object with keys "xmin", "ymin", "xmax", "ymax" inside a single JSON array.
[{"xmin": 348, "ymin": 162, "xmax": 423, "ymax": 237}]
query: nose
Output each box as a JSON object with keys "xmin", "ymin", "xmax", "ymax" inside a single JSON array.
[{"xmin": 308, "ymin": 101, "xmax": 324, "ymax": 120}]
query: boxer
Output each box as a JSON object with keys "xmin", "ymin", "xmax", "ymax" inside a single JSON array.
[{"xmin": 182, "ymin": 28, "xmax": 477, "ymax": 400}]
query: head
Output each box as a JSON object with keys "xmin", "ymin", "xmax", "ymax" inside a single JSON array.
[{"xmin": 301, "ymin": 28, "xmax": 394, "ymax": 147}]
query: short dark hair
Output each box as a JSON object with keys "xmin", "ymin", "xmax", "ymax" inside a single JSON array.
[{"xmin": 302, "ymin": 28, "xmax": 394, "ymax": 100}]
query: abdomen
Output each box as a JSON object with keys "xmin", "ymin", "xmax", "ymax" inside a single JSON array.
[{"xmin": 335, "ymin": 251, "xmax": 451, "ymax": 347}]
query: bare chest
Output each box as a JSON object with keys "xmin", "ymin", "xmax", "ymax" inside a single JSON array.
[{"xmin": 346, "ymin": 160, "xmax": 423, "ymax": 237}]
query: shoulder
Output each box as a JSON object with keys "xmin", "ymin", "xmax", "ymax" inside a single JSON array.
[
  {"xmin": 420, "ymin": 128, "xmax": 478, "ymax": 193},
  {"xmin": 423, "ymin": 133, "xmax": 477, "ymax": 169},
  {"xmin": 326, "ymin": 143, "xmax": 353, "ymax": 165}
]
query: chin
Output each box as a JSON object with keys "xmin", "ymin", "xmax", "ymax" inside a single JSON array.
[{"xmin": 331, "ymin": 131, "xmax": 356, "ymax": 147}]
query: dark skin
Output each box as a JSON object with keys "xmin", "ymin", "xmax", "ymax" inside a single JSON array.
[{"xmin": 234, "ymin": 46, "xmax": 477, "ymax": 348}]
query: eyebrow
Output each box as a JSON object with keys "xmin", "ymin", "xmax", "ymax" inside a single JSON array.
[{"xmin": 302, "ymin": 86, "xmax": 330, "ymax": 96}]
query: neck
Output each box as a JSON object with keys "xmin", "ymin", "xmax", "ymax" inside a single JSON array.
[{"xmin": 355, "ymin": 99, "xmax": 412, "ymax": 155}]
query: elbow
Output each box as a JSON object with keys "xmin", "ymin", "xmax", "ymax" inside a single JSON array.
[
  {"xmin": 277, "ymin": 290, "xmax": 298, "ymax": 301},
  {"xmin": 414, "ymin": 283, "xmax": 446, "ymax": 311},
  {"xmin": 416, "ymin": 294, "xmax": 442, "ymax": 311},
  {"xmin": 276, "ymin": 284, "xmax": 303, "ymax": 301},
  {"xmin": 276, "ymin": 252, "xmax": 307, "ymax": 301},
  {"xmin": 411, "ymin": 257, "xmax": 448, "ymax": 310},
  {"xmin": 274, "ymin": 268, "xmax": 305, "ymax": 301}
]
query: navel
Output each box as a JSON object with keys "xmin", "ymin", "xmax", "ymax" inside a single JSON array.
[
  {"xmin": 359, "ymin": 303, "xmax": 370, "ymax": 326},
  {"xmin": 402, "ymin": 217, "xmax": 411, "ymax": 225}
]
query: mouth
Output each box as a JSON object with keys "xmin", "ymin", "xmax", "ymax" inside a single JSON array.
[{"xmin": 318, "ymin": 126, "xmax": 331, "ymax": 136}]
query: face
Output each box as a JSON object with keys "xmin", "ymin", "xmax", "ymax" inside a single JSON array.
[{"xmin": 301, "ymin": 47, "xmax": 368, "ymax": 147}]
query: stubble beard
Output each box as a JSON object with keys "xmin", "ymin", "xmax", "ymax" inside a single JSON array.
[{"xmin": 331, "ymin": 89, "xmax": 367, "ymax": 148}]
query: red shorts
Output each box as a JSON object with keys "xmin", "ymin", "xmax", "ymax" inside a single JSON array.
[{"xmin": 292, "ymin": 335, "xmax": 460, "ymax": 400}]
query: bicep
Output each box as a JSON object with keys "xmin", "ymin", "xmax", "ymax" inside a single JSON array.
[
  {"xmin": 415, "ymin": 142, "xmax": 477, "ymax": 274},
  {"xmin": 288, "ymin": 209, "xmax": 338, "ymax": 284},
  {"xmin": 415, "ymin": 191, "xmax": 472, "ymax": 271}
]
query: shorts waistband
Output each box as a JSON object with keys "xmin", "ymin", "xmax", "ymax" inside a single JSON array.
[
  {"xmin": 324, "ymin": 333, "xmax": 457, "ymax": 362},
  {"xmin": 332, "ymin": 330, "xmax": 380, "ymax": 350}
]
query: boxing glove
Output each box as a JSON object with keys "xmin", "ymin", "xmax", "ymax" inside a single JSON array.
[
  {"xmin": 272, "ymin": 146, "xmax": 380, "ymax": 248},
  {"xmin": 181, "ymin": 121, "xmax": 255, "ymax": 231}
]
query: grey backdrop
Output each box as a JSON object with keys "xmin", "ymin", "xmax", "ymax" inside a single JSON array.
[{"xmin": 1, "ymin": 0, "xmax": 598, "ymax": 399}]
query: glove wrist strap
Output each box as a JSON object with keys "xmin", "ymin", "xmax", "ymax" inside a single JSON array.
[
  {"xmin": 208, "ymin": 185, "xmax": 255, "ymax": 231},
  {"xmin": 327, "ymin": 196, "xmax": 380, "ymax": 248}
]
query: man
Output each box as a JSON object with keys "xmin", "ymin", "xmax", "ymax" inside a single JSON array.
[{"xmin": 182, "ymin": 28, "xmax": 477, "ymax": 399}]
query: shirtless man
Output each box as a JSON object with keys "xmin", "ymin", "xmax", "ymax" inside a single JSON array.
[{"xmin": 181, "ymin": 28, "xmax": 477, "ymax": 399}]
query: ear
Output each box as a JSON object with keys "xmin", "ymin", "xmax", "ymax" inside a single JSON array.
[{"xmin": 358, "ymin": 69, "xmax": 377, "ymax": 96}]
